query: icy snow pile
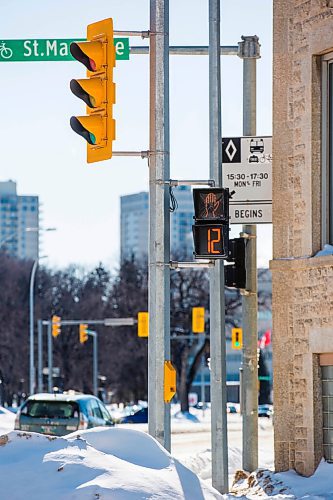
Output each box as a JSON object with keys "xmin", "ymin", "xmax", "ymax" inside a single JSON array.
[
  {"xmin": 0, "ymin": 427, "xmax": 223, "ymax": 499},
  {"xmin": 0, "ymin": 406, "xmax": 16, "ymax": 433}
]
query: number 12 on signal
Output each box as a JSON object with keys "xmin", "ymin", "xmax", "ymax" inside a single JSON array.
[
  {"xmin": 207, "ymin": 227, "xmax": 222, "ymax": 254},
  {"xmin": 192, "ymin": 224, "xmax": 228, "ymax": 259}
]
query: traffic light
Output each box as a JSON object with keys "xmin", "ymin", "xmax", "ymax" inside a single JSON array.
[
  {"xmin": 192, "ymin": 307, "xmax": 205, "ymax": 333},
  {"xmin": 70, "ymin": 18, "xmax": 116, "ymax": 163},
  {"xmin": 225, "ymin": 237, "xmax": 246, "ymax": 289},
  {"xmin": 192, "ymin": 188, "xmax": 229, "ymax": 259},
  {"xmin": 79, "ymin": 323, "xmax": 88, "ymax": 344},
  {"xmin": 138, "ymin": 312, "xmax": 149, "ymax": 337},
  {"xmin": 51, "ymin": 315, "xmax": 61, "ymax": 338},
  {"xmin": 231, "ymin": 328, "xmax": 242, "ymax": 349}
]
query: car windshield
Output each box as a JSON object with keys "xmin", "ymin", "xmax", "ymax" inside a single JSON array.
[{"xmin": 24, "ymin": 401, "xmax": 79, "ymax": 419}]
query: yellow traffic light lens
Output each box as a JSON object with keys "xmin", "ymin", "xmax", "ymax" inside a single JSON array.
[
  {"xmin": 70, "ymin": 117, "xmax": 95, "ymax": 145},
  {"xmin": 70, "ymin": 80, "xmax": 95, "ymax": 108},
  {"xmin": 70, "ymin": 43, "xmax": 98, "ymax": 72}
]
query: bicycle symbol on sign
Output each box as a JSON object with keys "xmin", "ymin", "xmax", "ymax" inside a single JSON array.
[{"xmin": 0, "ymin": 42, "xmax": 13, "ymax": 59}]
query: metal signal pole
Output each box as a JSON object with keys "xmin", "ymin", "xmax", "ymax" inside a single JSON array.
[
  {"xmin": 209, "ymin": 0, "xmax": 228, "ymax": 493},
  {"xmin": 148, "ymin": 0, "xmax": 171, "ymax": 450},
  {"xmin": 239, "ymin": 35, "xmax": 260, "ymax": 472}
]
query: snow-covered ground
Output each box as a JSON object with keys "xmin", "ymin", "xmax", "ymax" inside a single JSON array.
[
  {"xmin": 1, "ymin": 407, "xmax": 333, "ymax": 498},
  {"xmin": 0, "ymin": 405, "xmax": 16, "ymax": 432}
]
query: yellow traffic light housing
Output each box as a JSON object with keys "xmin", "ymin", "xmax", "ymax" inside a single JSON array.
[
  {"xmin": 192, "ymin": 307, "xmax": 205, "ymax": 333},
  {"xmin": 138, "ymin": 312, "xmax": 149, "ymax": 338},
  {"xmin": 231, "ymin": 327, "xmax": 243, "ymax": 350},
  {"xmin": 79, "ymin": 323, "xmax": 89, "ymax": 344},
  {"xmin": 70, "ymin": 18, "xmax": 116, "ymax": 163},
  {"xmin": 51, "ymin": 315, "xmax": 61, "ymax": 338},
  {"xmin": 164, "ymin": 361, "xmax": 176, "ymax": 403}
]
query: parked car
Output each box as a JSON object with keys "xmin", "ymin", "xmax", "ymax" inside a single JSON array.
[
  {"xmin": 258, "ymin": 404, "xmax": 273, "ymax": 418},
  {"xmin": 14, "ymin": 392, "xmax": 114, "ymax": 436},
  {"xmin": 227, "ymin": 403, "xmax": 239, "ymax": 414},
  {"xmin": 120, "ymin": 406, "xmax": 148, "ymax": 424}
]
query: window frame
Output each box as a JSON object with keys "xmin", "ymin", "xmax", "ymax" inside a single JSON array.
[{"xmin": 322, "ymin": 53, "xmax": 333, "ymax": 246}]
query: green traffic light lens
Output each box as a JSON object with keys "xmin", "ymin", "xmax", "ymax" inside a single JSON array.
[{"xmin": 70, "ymin": 117, "xmax": 95, "ymax": 146}]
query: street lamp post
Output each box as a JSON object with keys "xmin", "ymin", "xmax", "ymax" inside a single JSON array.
[
  {"xmin": 28, "ymin": 227, "xmax": 56, "ymax": 395},
  {"xmin": 29, "ymin": 259, "xmax": 39, "ymax": 395}
]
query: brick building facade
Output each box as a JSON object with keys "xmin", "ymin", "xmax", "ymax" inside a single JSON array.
[{"xmin": 272, "ymin": 1, "xmax": 333, "ymax": 476}]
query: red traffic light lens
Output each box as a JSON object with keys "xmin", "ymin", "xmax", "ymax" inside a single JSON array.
[{"xmin": 70, "ymin": 43, "xmax": 97, "ymax": 72}]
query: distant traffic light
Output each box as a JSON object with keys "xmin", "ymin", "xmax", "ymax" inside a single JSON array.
[
  {"xmin": 138, "ymin": 312, "xmax": 149, "ymax": 337},
  {"xmin": 70, "ymin": 18, "xmax": 116, "ymax": 163},
  {"xmin": 231, "ymin": 328, "xmax": 242, "ymax": 349},
  {"xmin": 192, "ymin": 307, "xmax": 205, "ymax": 333},
  {"xmin": 51, "ymin": 315, "xmax": 61, "ymax": 338},
  {"xmin": 192, "ymin": 188, "xmax": 229, "ymax": 259},
  {"xmin": 79, "ymin": 323, "xmax": 89, "ymax": 344},
  {"xmin": 225, "ymin": 237, "xmax": 246, "ymax": 289}
]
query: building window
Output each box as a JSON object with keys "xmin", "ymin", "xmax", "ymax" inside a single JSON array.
[{"xmin": 322, "ymin": 53, "xmax": 333, "ymax": 245}]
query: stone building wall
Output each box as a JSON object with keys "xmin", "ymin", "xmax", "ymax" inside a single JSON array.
[{"xmin": 272, "ymin": 1, "xmax": 333, "ymax": 476}]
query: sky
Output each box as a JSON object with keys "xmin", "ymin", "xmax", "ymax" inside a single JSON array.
[{"xmin": 0, "ymin": 0, "xmax": 273, "ymax": 270}]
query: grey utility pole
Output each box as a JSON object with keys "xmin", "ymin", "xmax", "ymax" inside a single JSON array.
[
  {"xmin": 47, "ymin": 321, "xmax": 53, "ymax": 393},
  {"xmin": 29, "ymin": 259, "xmax": 38, "ymax": 395},
  {"xmin": 148, "ymin": 0, "xmax": 171, "ymax": 451},
  {"xmin": 239, "ymin": 35, "xmax": 260, "ymax": 473},
  {"xmin": 88, "ymin": 330, "xmax": 98, "ymax": 397},
  {"xmin": 37, "ymin": 319, "xmax": 43, "ymax": 393},
  {"xmin": 209, "ymin": 0, "xmax": 228, "ymax": 493}
]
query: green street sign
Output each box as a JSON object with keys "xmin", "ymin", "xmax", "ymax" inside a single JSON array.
[{"xmin": 0, "ymin": 38, "xmax": 129, "ymax": 61}]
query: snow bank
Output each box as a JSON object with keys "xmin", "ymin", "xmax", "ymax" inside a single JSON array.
[
  {"xmin": 0, "ymin": 406, "xmax": 16, "ymax": 433},
  {"xmin": 0, "ymin": 428, "xmax": 223, "ymax": 499}
]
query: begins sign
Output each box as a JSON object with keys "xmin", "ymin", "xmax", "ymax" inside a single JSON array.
[
  {"xmin": 222, "ymin": 136, "xmax": 272, "ymax": 224},
  {"xmin": 0, "ymin": 38, "xmax": 129, "ymax": 61}
]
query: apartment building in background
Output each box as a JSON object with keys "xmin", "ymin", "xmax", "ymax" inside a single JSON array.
[
  {"xmin": 120, "ymin": 186, "xmax": 194, "ymax": 262},
  {"xmin": 0, "ymin": 180, "xmax": 39, "ymax": 260}
]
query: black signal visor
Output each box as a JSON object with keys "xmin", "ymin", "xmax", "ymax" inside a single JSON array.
[
  {"xmin": 70, "ymin": 80, "xmax": 94, "ymax": 108},
  {"xmin": 70, "ymin": 43, "xmax": 96, "ymax": 72},
  {"xmin": 70, "ymin": 117, "xmax": 95, "ymax": 145}
]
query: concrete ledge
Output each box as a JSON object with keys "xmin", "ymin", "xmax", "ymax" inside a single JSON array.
[{"xmin": 270, "ymin": 254, "xmax": 333, "ymax": 271}]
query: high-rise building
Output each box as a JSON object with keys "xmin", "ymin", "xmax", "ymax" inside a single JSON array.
[
  {"xmin": 0, "ymin": 180, "xmax": 39, "ymax": 260},
  {"xmin": 120, "ymin": 186, "xmax": 194, "ymax": 262}
]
